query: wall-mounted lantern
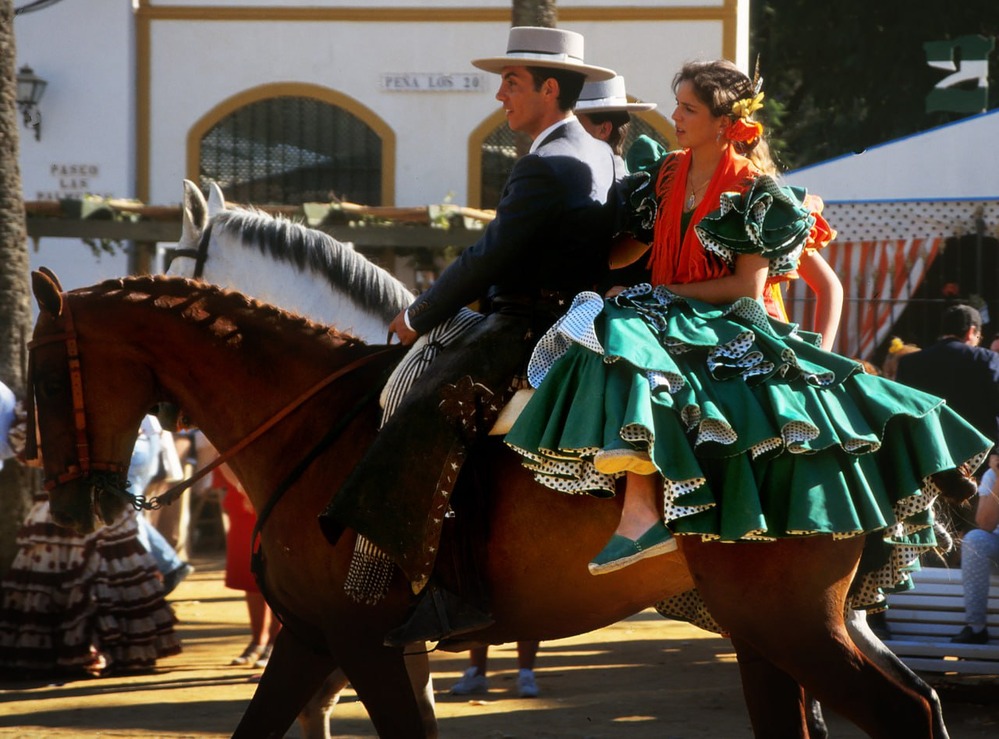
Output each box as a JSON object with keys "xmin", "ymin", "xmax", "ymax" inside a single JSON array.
[{"xmin": 16, "ymin": 65, "xmax": 47, "ymax": 141}]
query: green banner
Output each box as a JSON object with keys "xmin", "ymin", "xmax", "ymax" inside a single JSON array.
[{"xmin": 924, "ymin": 35, "xmax": 993, "ymax": 114}]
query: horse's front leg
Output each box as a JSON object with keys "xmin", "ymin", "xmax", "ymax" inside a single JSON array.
[
  {"xmin": 404, "ymin": 647, "xmax": 438, "ymax": 738},
  {"xmin": 234, "ymin": 628, "xmax": 338, "ymax": 739},
  {"xmin": 297, "ymin": 669, "xmax": 348, "ymax": 739},
  {"xmin": 296, "ymin": 646, "xmax": 437, "ymax": 739},
  {"xmin": 680, "ymin": 535, "xmax": 937, "ymax": 739},
  {"xmin": 729, "ymin": 635, "xmax": 815, "ymax": 739},
  {"xmin": 333, "ymin": 638, "xmax": 437, "ymax": 738}
]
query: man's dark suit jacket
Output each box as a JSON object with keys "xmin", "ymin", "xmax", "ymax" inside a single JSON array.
[
  {"xmin": 895, "ymin": 337, "xmax": 999, "ymax": 446},
  {"xmin": 406, "ymin": 117, "xmax": 617, "ymax": 333}
]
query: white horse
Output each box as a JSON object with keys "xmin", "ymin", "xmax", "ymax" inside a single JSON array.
[
  {"xmin": 169, "ymin": 180, "xmax": 415, "ymax": 344},
  {"xmin": 168, "ymin": 180, "xmax": 434, "ymax": 739}
]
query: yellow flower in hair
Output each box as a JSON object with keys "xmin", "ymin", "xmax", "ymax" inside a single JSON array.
[{"xmin": 732, "ymin": 92, "xmax": 765, "ymax": 119}]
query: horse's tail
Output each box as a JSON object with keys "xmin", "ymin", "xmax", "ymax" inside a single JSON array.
[
  {"xmin": 933, "ymin": 519, "xmax": 955, "ymax": 554},
  {"xmin": 927, "ymin": 496, "xmax": 962, "ymax": 563}
]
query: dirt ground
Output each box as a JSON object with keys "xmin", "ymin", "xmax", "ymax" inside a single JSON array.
[{"xmin": 1, "ymin": 554, "xmax": 998, "ymax": 738}]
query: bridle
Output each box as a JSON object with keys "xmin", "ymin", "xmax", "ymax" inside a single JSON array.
[
  {"xmin": 25, "ymin": 286, "xmax": 395, "ymax": 513},
  {"xmin": 25, "ymin": 292, "xmax": 131, "ymax": 494},
  {"xmin": 162, "ymin": 220, "xmax": 212, "ymax": 278}
]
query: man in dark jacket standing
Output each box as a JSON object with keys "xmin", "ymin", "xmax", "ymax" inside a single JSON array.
[
  {"xmin": 896, "ymin": 304, "xmax": 999, "ymax": 448},
  {"xmin": 897, "ymin": 305, "xmax": 999, "ymax": 646},
  {"xmin": 319, "ymin": 26, "xmax": 618, "ymax": 643}
]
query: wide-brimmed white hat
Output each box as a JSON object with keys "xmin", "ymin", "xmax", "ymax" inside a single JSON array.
[
  {"xmin": 472, "ymin": 26, "xmax": 616, "ymax": 82},
  {"xmin": 575, "ymin": 75, "xmax": 657, "ymax": 113}
]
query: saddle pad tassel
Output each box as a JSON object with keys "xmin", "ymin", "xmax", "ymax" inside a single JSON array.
[{"xmin": 344, "ymin": 534, "xmax": 395, "ymax": 605}]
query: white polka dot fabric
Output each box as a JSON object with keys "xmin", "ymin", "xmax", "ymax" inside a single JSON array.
[
  {"xmin": 527, "ymin": 291, "xmax": 605, "ymax": 388},
  {"xmin": 823, "ymin": 200, "xmax": 999, "ymax": 243}
]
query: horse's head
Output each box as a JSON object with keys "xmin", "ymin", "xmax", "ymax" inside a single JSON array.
[
  {"xmin": 28, "ymin": 269, "xmax": 156, "ymax": 532},
  {"xmin": 163, "ymin": 179, "xmax": 414, "ymax": 343}
]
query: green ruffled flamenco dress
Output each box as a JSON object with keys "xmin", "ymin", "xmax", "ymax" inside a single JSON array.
[{"xmin": 504, "ymin": 175, "xmax": 992, "ymax": 630}]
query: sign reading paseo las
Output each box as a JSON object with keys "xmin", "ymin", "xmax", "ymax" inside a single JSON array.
[
  {"xmin": 381, "ymin": 73, "xmax": 487, "ymax": 92},
  {"xmin": 37, "ymin": 163, "xmax": 112, "ymax": 201}
]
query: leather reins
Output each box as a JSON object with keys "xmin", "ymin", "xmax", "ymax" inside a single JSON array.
[{"xmin": 149, "ymin": 344, "xmax": 392, "ymax": 511}]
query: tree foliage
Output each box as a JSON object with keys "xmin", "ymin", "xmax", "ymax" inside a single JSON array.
[{"xmin": 751, "ymin": 0, "xmax": 999, "ymax": 169}]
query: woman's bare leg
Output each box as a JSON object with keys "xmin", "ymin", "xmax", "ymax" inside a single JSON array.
[{"xmin": 614, "ymin": 472, "xmax": 660, "ymax": 539}]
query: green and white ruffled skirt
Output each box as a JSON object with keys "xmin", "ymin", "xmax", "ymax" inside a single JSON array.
[{"xmin": 504, "ymin": 284, "xmax": 991, "ymax": 626}]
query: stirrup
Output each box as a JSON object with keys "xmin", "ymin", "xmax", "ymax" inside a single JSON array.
[{"xmin": 383, "ymin": 584, "xmax": 494, "ymax": 647}]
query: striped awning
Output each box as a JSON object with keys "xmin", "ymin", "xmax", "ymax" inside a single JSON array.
[
  {"xmin": 782, "ymin": 199, "xmax": 999, "ymax": 360},
  {"xmin": 783, "ymin": 237, "xmax": 942, "ymax": 360}
]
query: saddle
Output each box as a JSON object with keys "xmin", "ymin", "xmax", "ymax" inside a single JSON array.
[{"xmin": 342, "ymin": 308, "xmax": 530, "ymax": 605}]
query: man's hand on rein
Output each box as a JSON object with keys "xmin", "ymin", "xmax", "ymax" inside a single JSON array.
[{"xmin": 387, "ymin": 308, "xmax": 419, "ymax": 346}]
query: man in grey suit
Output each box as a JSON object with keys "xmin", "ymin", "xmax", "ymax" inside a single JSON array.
[{"xmin": 320, "ymin": 26, "xmax": 619, "ymax": 643}]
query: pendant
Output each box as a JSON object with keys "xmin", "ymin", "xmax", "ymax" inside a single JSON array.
[{"xmin": 685, "ymin": 192, "xmax": 695, "ymax": 210}]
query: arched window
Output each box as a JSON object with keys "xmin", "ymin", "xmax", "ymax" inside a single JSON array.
[
  {"xmin": 479, "ymin": 124, "xmax": 523, "ymax": 211},
  {"xmin": 191, "ymin": 86, "xmax": 393, "ymax": 206},
  {"xmin": 475, "ymin": 115, "xmax": 675, "ymax": 210}
]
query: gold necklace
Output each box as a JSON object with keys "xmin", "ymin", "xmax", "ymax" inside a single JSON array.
[{"xmin": 685, "ymin": 177, "xmax": 710, "ymax": 210}]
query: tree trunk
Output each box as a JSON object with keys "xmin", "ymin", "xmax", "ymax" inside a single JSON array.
[
  {"xmin": 512, "ymin": 0, "xmax": 557, "ymax": 27},
  {"xmin": 0, "ymin": 1, "xmax": 39, "ymax": 574},
  {"xmin": 510, "ymin": 0, "xmax": 558, "ymax": 156}
]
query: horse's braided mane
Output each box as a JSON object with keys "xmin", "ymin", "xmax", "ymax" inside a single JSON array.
[
  {"xmin": 213, "ymin": 208, "xmax": 414, "ymax": 323},
  {"xmin": 84, "ymin": 274, "xmax": 366, "ymax": 346}
]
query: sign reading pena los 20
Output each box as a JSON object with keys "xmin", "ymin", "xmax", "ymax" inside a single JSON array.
[{"xmin": 381, "ymin": 72, "xmax": 487, "ymax": 92}]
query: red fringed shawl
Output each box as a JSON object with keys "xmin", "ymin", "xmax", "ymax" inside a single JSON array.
[{"xmin": 646, "ymin": 147, "xmax": 758, "ymax": 287}]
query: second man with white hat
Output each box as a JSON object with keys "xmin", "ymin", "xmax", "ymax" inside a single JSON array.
[{"xmin": 576, "ymin": 74, "xmax": 656, "ymax": 163}]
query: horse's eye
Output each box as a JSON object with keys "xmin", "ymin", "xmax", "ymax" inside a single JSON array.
[{"xmin": 39, "ymin": 375, "xmax": 66, "ymax": 400}]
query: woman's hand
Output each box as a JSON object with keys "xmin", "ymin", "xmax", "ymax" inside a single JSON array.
[{"xmin": 605, "ymin": 285, "xmax": 626, "ymax": 298}]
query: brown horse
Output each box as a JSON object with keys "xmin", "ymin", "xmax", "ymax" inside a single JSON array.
[{"xmin": 27, "ymin": 269, "xmax": 944, "ymax": 738}]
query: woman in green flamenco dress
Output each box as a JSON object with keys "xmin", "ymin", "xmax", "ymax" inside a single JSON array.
[{"xmin": 504, "ymin": 59, "xmax": 991, "ymax": 617}]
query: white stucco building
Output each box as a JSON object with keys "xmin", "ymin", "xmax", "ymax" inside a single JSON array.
[{"xmin": 14, "ymin": 0, "xmax": 749, "ymax": 290}]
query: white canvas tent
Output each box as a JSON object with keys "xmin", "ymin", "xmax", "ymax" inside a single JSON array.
[{"xmin": 782, "ymin": 108, "xmax": 999, "ymax": 359}]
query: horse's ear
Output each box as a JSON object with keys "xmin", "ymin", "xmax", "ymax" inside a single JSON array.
[
  {"xmin": 207, "ymin": 181, "xmax": 226, "ymax": 216},
  {"xmin": 37, "ymin": 266, "xmax": 63, "ymax": 292},
  {"xmin": 32, "ymin": 269, "xmax": 64, "ymax": 317},
  {"xmin": 181, "ymin": 179, "xmax": 207, "ymax": 245}
]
